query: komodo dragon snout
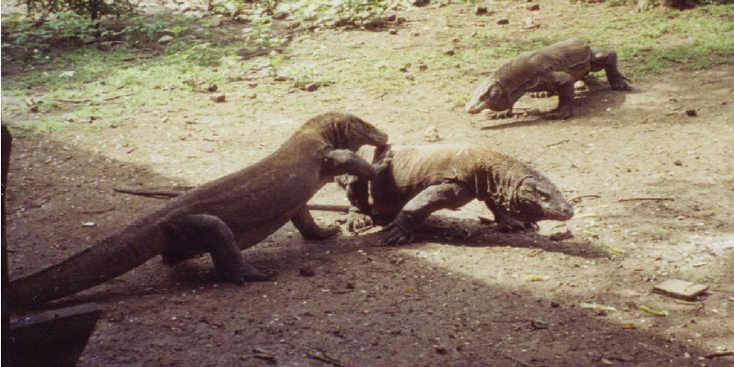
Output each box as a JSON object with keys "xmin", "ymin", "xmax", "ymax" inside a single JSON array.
[
  {"xmin": 511, "ymin": 176, "xmax": 575, "ymax": 223},
  {"xmin": 466, "ymin": 81, "xmax": 510, "ymax": 114}
]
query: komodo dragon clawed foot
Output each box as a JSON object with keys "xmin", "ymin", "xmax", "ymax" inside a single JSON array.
[
  {"xmin": 493, "ymin": 212, "xmax": 539, "ymax": 233},
  {"xmin": 216, "ymin": 262, "xmax": 275, "ymax": 285},
  {"xmin": 338, "ymin": 208, "xmax": 374, "ymax": 232},
  {"xmin": 379, "ymin": 221, "xmax": 415, "ymax": 247},
  {"xmin": 301, "ymin": 224, "xmax": 342, "ymax": 240},
  {"xmin": 529, "ymin": 91, "xmax": 555, "ymax": 98},
  {"xmin": 485, "ymin": 109, "xmax": 515, "ymax": 120},
  {"xmin": 544, "ymin": 106, "xmax": 573, "ymax": 120}
]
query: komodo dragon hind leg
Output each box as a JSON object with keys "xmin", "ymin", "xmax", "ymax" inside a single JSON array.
[
  {"xmin": 380, "ymin": 183, "xmax": 475, "ymax": 246},
  {"xmin": 292, "ymin": 206, "xmax": 342, "ymax": 240},
  {"xmin": 162, "ymin": 214, "xmax": 272, "ymax": 284},
  {"xmin": 590, "ymin": 49, "xmax": 632, "ymax": 91}
]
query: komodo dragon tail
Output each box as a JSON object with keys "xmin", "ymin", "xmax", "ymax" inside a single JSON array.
[{"xmin": 8, "ymin": 219, "xmax": 161, "ymax": 309}]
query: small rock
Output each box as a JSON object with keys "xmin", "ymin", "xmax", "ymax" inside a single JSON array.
[
  {"xmin": 443, "ymin": 49, "xmax": 456, "ymax": 56},
  {"xmin": 674, "ymin": 159, "xmax": 683, "ymax": 166},
  {"xmin": 497, "ymin": 18, "xmax": 509, "ymax": 25},
  {"xmin": 527, "ymin": 4, "xmax": 540, "ymax": 10},
  {"xmin": 83, "ymin": 36, "xmax": 97, "ymax": 44},
  {"xmin": 574, "ymin": 80, "xmax": 586, "ymax": 91},
  {"xmin": 389, "ymin": 29, "xmax": 398, "ymax": 35},
  {"xmin": 299, "ymin": 264, "xmax": 315, "ymax": 277},
  {"xmin": 247, "ymin": 92, "xmax": 257, "ymax": 99},
  {"xmin": 273, "ymin": 76, "xmax": 289, "ymax": 82},
  {"xmin": 397, "ymin": 17, "xmax": 406, "ymax": 24},
  {"xmin": 475, "ymin": 6, "xmax": 488, "ymax": 15},
  {"xmin": 158, "ymin": 35, "xmax": 174, "ymax": 44},
  {"xmin": 210, "ymin": 94, "xmax": 226, "ymax": 103},
  {"xmin": 248, "ymin": 82, "xmax": 258, "ymax": 88},
  {"xmin": 434, "ymin": 345, "xmax": 448, "ymax": 355},
  {"xmin": 207, "ymin": 84, "xmax": 218, "ymax": 92},
  {"xmin": 423, "ymin": 126, "xmax": 441, "ymax": 142},
  {"xmin": 685, "ymin": 109, "xmax": 697, "ymax": 117},
  {"xmin": 549, "ymin": 228, "xmax": 573, "ymax": 241},
  {"xmin": 305, "ymin": 83, "xmax": 320, "ymax": 92},
  {"xmin": 653, "ymin": 279, "xmax": 709, "ymax": 300},
  {"xmin": 273, "ymin": 11, "xmax": 289, "ymax": 20},
  {"xmin": 384, "ymin": 14, "xmax": 397, "ymax": 22},
  {"xmin": 419, "ymin": 65, "xmax": 428, "ymax": 71}
]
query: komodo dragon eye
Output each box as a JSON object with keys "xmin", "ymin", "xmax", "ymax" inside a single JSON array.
[{"xmin": 537, "ymin": 190, "xmax": 551, "ymax": 202}]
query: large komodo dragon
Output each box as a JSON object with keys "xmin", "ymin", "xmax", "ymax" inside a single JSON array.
[
  {"xmin": 466, "ymin": 38, "xmax": 631, "ymax": 120},
  {"xmin": 337, "ymin": 144, "xmax": 575, "ymax": 246},
  {"xmin": 8, "ymin": 111, "xmax": 389, "ymax": 309}
]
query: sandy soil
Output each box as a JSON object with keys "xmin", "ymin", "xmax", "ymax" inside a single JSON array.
[{"xmin": 4, "ymin": 1, "xmax": 734, "ymax": 366}]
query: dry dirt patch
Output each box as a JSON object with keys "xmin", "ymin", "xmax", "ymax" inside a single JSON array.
[{"xmin": 4, "ymin": 3, "xmax": 734, "ymax": 367}]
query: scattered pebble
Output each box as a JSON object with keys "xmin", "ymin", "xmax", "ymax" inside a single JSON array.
[
  {"xmin": 209, "ymin": 94, "xmax": 226, "ymax": 103},
  {"xmin": 299, "ymin": 264, "xmax": 315, "ymax": 277},
  {"xmin": 549, "ymin": 228, "xmax": 573, "ymax": 241}
]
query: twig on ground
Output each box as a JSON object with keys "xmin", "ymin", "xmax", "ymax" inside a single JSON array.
[
  {"xmin": 637, "ymin": 342, "xmax": 677, "ymax": 359},
  {"xmin": 114, "ymin": 186, "xmax": 193, "ymax": 199},
  {"xmin": 619, "ymin": 197, "xmax": 674, "ymax": 202},
  {"xmin": 569, "ymin": 194, "xmax": 601, "ymax": 203},
  {"xmin": 705, "ymin": 351, "xmax": 733, "ymax": 359},
  {"xmin": 502, "ymin": 352, "xmax": 536, "ymax": 367},
  {"xmin": 546, "ymin": 139, "xmax": 570, "ymax": 147},
  {"xmin": 54, "ymin": 93, "xmax": 134, "ymax": 103}
]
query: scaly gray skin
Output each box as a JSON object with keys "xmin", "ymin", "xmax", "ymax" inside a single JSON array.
[
  {"xmin": 466, "ymin": 38, "xmax": 631, "ymax": 120},
  {"xmin": 337, "ymin": 144, "xmax": 574, "ymax": 246},
  {"xmin": 8, "ymin": 111, "xmax": 389, "ymax": 309}
]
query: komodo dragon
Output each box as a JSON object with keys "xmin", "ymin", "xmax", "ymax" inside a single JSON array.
[
  {"xmin": 8, "ymin": 111, "xmax": 389, "ymax": 309},
  {"xmin": 466, "ymin": 38, "xmax": 631, "ymax": 120},
  {"xmin": 336, "ymin": 144, "xmax": 575, "ymax": 246}
]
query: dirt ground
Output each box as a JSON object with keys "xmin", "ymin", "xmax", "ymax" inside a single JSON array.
[{"xmin": 4, "ymin": 1, "xmax": 734, "ymax": 366}]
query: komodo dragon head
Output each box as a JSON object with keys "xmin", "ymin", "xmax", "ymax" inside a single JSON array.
[
  {"xmin": 465, "ymin": 79, "xmax": 511, "ymax": 114},
  {"xmin": 506, "ymin": 174, "xmax": 575, "ymax": 224},
  {"xmin": 305, "ymin": 111, "xmax": 389, "ymax": 152}
]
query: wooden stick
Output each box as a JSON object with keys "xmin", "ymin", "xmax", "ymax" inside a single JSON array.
[
  {"xmin": 619, "ymin": 197, "xmax": 674, "ymax": 202},
  {"xmin": 54, "ymin": 93, "xmax": 134, "ymax": 104},
  {"xmin": 502, "ymin": 352, "xmax": 536, "ymax": 367}
]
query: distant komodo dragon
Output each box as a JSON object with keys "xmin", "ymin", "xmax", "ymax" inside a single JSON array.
[
  {"xmin": 9, "ymin": 111, "xmax": 390, "ymax": 309},
  {"xmin": 466, "ymin": 38, "xmax": 631, "ymax": 120},
  {"xmin": 336, "ymin": 144, "xmax": 575, "ymax": 246}
]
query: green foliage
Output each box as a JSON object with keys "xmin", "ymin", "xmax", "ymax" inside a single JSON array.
[
  {"xmin": 292, "ymin": 0, "xmax": 388, "ymax": 28},
  {"xmin": 118, "ymin": 13, "xmax": 173, "ymax": 40},
  {"xmin": 25, "ymin": 0, "xmax": 136, "ymax": 20},
  {"xmin": 242, "ymin": 15, "xmax": 283, "ymax": 48},
  {"xmin": 3, "ymin": 12, "xmax": 101, "ymax": 53},
  {"xmin": 605, "ymin": 0, "xmax": 634, "ymax": 6}
]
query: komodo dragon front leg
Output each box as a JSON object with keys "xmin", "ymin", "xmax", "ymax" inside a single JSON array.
[
  {"xmin": 380, "ymin": 182, "xmax": 475, "ymax": 246},
  {"xmin": 590, "ymin": 48, "xmax": 632, "ymax": 91}
]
